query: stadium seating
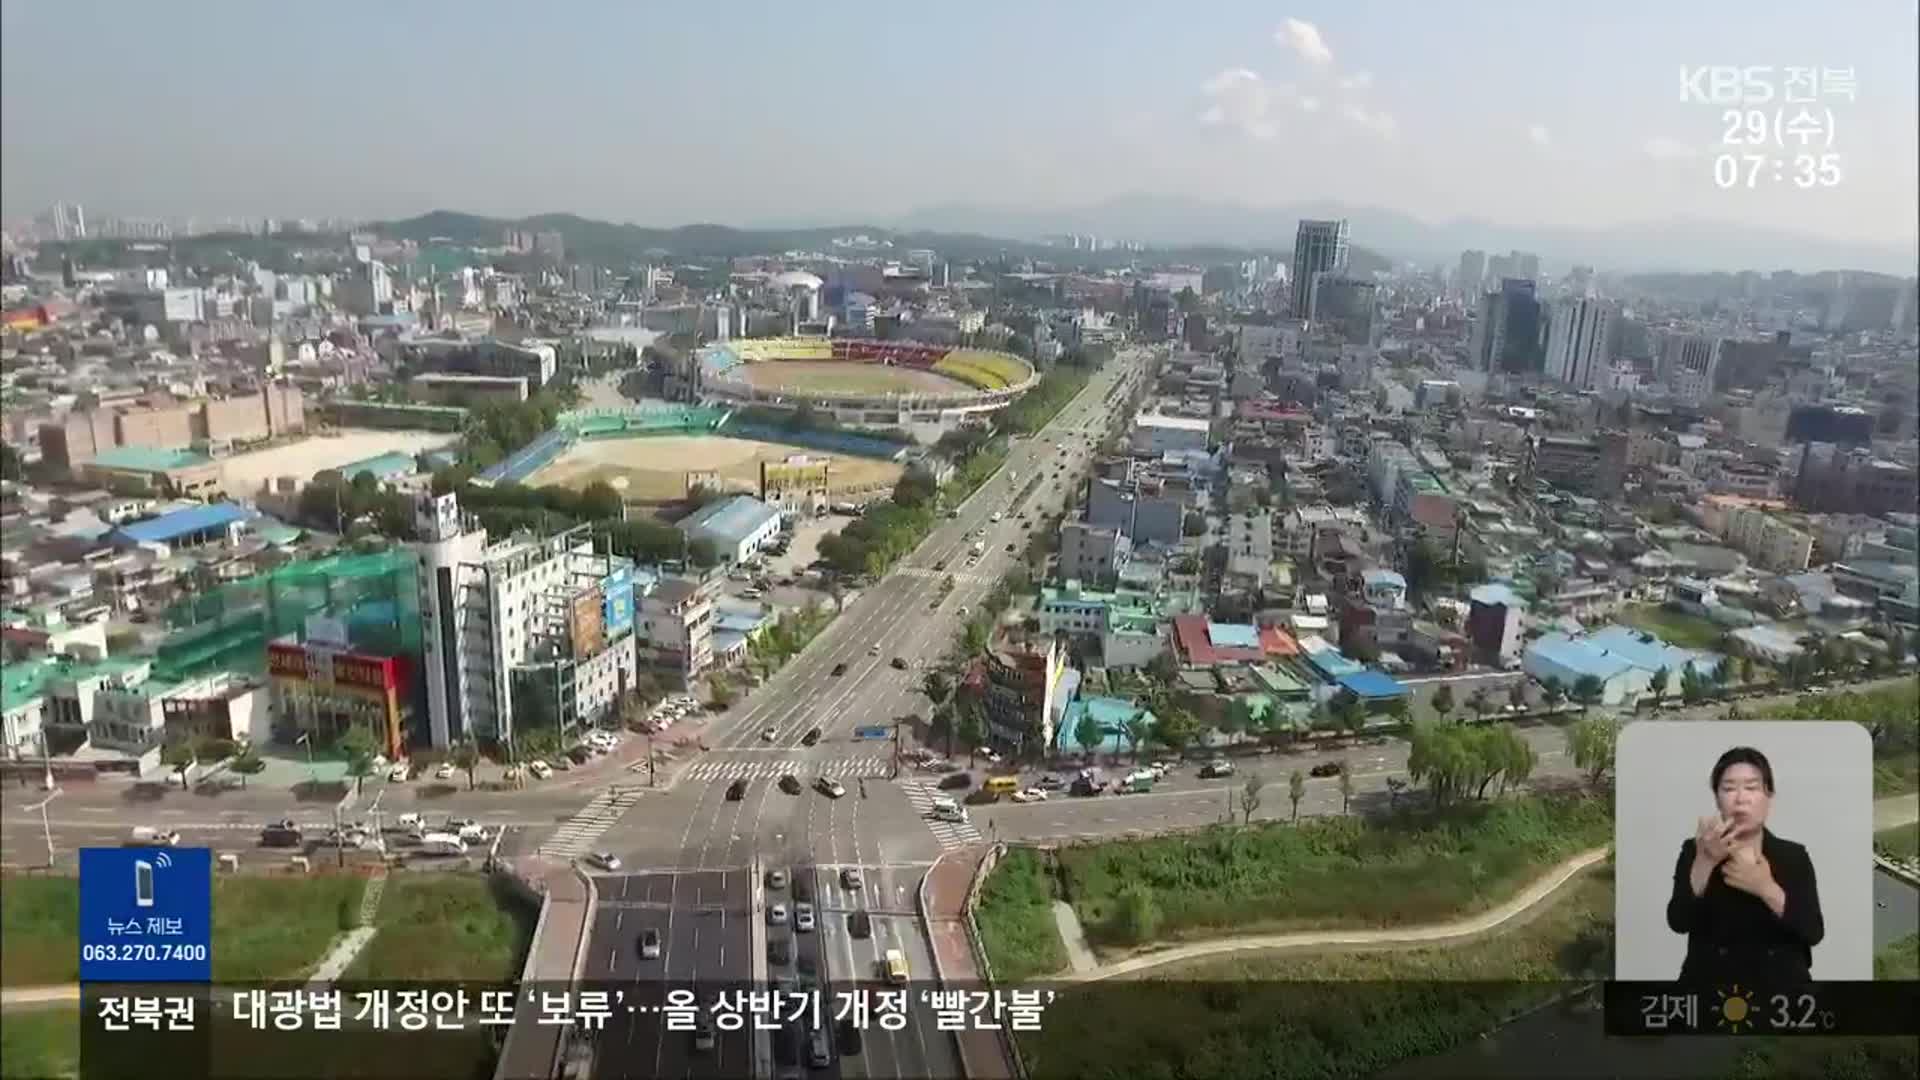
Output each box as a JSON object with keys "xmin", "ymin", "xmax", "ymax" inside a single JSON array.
[{"xmin": 933, "ymin": 349, "xmax": 1031, "ymax": 391}]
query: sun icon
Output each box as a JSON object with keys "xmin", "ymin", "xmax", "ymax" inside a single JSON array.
[{"xmin": 1715, "ymin": 985, "xmax": 1755, "ymax": 1033}]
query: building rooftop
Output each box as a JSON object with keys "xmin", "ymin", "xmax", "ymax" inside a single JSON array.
[
  {"xmin": 2, "ymin": 655, "xmax": 148, "ymax": 714},
  {"xmin": 332, "ymin": 452, "xmax": 418, "ymax": 481},
  {"xmin": 1470, "ymin": 583, "xmax": 1526, "ymax": 610},
  {"xmin": 113, "ymin": 502, "xmax": 252, "ymax": 546},
  {"xmin": 90, "ymin": 446, "xmax": 213, "ymax": 472},
  {"xmin": 680, "ymin": 495, "xmax": 783, "ymax": 545},
  {"xmin": 1337, "ymin": 670, "xmax": 1409, "ymax": 699}
]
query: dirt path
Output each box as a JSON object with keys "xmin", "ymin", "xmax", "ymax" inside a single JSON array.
[{"xmin": 1069, "ymin": 846, "xmax": 1613, "ymax": 983}]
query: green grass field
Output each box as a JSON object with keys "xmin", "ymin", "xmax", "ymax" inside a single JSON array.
[
  {"xmin": 1054, "ymin": 794, "xmax": 1612, "ymax": 951},
  {"xmin": 0, "ymin": 1005, "xmax": 79, "ymax": 1080},
  {"xmin": 345, "ymin": 875, "xmax": 534, "ymax": 982},
  {"xmin": 1018, "ymin": 868, "xmax": 1615, "ymax": 1080},
  {"xmin": 973, "ymin": 849, "xmax": 1068, "ymax": 983},
  {"xmin": 1616, "ymin": 604, "xmax": 1726, "ymax": 649},
  {"xmin": 1, "ymin": 875, "xmax": 367, "ymax": 986},
  {"xmin": 1875, "ymin": 823, "xmax": 1920, "ymax": 860}
]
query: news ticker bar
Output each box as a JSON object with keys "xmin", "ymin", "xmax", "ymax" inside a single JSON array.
[{"xmin": 75, "ymin": 980, "xmax": 1920, "ymax": 1080}]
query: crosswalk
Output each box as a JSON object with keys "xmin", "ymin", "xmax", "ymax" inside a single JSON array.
[
  {"xmin": 536, "ymin": 788, "xmax": 644, "ymax": 858},
  {"xmin": 901, "ymin": 782, "xmax": 985, "ymax": 851},
  {"xmin": 680, "ymin": 756, "xmax": 894, "ymax": 783}
]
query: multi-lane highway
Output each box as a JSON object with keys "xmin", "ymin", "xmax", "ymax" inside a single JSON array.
[{"xmin": 570, "ymin": 346, "xmax": 1156, "ymax": 1079}]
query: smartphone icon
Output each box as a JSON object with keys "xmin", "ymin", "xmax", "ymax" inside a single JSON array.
[{"xmin": 135, "ymin": 860, "xmax": 155, "ymax": 908}]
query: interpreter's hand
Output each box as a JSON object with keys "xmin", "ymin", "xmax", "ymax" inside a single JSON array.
[
  {"xmin": 1695, "ymin": 815, "xmax": 1736, "ymax": 864},
  {"xmin": 1721, "ymin": 846, "xmax": 1777, "ymax": 899}
]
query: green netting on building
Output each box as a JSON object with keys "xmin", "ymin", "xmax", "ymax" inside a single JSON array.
[{"xmin": 154, "ymin": 548, "xmax": 423, "ymax": 681}]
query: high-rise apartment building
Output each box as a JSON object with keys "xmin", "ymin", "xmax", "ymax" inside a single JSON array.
[
  {"xmin": 1290, "ymin": 219, "xmax": 1350, "ymax": 319},
  {"xmin": 1457, "ymin": 250, "xmax": 1487, "ymax": 297},
  {"xmin": 1543, "ymin": 298, "xmax": 1615, "ymax": 389},
  {"xmin": 1308, "ymin": 275, "xmax": 1379, "ymax": 346},
  {"xmin": 1468, "ymin": 279, "xmax": 1543, "ymax": 373},
  {"xmin": 1659, "ymin": 333, "xmax": 1721, "ymax": 400}
]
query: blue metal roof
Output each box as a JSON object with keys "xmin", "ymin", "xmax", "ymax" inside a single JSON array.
[
  {"xmin": 681, "ymin": 495, "xmax": 782, "ymax": 545},
  {"xmin": 1337, "ymin": 670, "xmax": 1409, "ymax": 699},
  {"xmin": 1526, "ymin": 634, "xmax": 1636, "ymax": 681},
  {"xmin": 1587, "ymin": 624, "xmax": 1721, "ymax": 676},
  {"xmin": 114, "ymin": 502, "xmax": 251, "ymax": 545}
]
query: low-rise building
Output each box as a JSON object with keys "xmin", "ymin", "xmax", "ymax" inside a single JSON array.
[{"xmin": 678, "ymin": 495, "xmax": 783, "ymax": 566}]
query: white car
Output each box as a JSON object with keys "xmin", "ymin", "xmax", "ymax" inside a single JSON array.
[
  {"xmin": 586, "ymin": 852, "xmax": 621, "ymax": 871},
  {"xmin": 761, "ymin": 726, "xmax": 777, "ymax": 741},
  {"xmin": 795, "ymin": 903, "xmax": 816, "ymax": 932},
  {"xmin": 434, "ymin": 763, "xmax": 456, "ymax": 780},
  {"xmin": 387, "ymin": 763, "xmax": 409, "ymax": 782},
  {"xmin": 1010, "ymin": 788, "xmax": 1048, "ymax": 803},
  {"xmin": 394, "ymin": 813, "xmax": 425, "ymax": 833},
  {"xmin": 527, "ymin": 761, "xmax": 553, "ymax": 780},
  {"xmin": 768, "ymin": 903, "xmax": 789, "ymax": 926}
]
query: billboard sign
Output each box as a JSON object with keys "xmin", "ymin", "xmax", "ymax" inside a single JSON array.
[
  {"xmin": 603, "ymin": 566, "xmax": 635, "ymax": 637},
  {"xmin": 571, "ymin": 587, "xmax": 606, "ymax": 659},
  {"xmin": 79, "ymin": 847, "xmax": 213, "ymax": 983}
]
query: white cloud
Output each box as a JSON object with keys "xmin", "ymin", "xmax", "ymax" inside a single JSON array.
[
  {"xmin": 1527, "ymin": 124, "xmax": 1552, "ymax": 148},
  {"xmin": 1199, "ymin": 69, "xmax": 1323, "ymax": 138},
  {"xmin": 1275, "ymin": 18, "xmax": 1334, "ymax": 67},
  {"xmin": 1642, "ymin": 135, "xmax": 1701, "ymax": 160},
  {"xmin": 1337, "ymin": 70, "xmax": 1373, "ymax": 92},
  {"xmin": 1340, "ymin": 101, "xmax": 1397, "ymax": 140},
  {"xmin": 1200, "ymin": 68, "xmax": 1277, "ymax": 139}
]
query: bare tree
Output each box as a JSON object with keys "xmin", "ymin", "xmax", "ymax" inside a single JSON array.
[{"xmin": 1239, "ymin": 772, "xmax": 1265, "ymax": 826}]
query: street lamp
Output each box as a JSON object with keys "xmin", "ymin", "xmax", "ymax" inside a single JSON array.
[{"xmin": 24, "ymin": 787, "xmax": 61, "ymax": 869}]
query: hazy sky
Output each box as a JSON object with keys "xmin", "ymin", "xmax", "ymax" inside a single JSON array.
[{"xmin": 4, "ymin": 0, "xmax": 1916, "ymax": 244}]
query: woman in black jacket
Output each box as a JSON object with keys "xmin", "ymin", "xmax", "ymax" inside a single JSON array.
[{"xmin": 1666, "ymin": 746, "xmax": 1824, "ymax": 984}]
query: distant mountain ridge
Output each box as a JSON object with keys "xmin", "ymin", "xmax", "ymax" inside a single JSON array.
[
  {"xmin": 890, "ymin": 194, "xmax": 1916, "ymax": 276},
  {"xmin": 376, "ymin": 208, "xmax": 1394, "ymax": 269}
]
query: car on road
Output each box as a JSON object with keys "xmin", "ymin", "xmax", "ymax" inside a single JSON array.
[
  {"xmin": 965, "ymin": 787, "xmax": 999, "ymax": 805},
  {"xmin": 726, "ymin": 779, "xmax": 749, "ymax": 801},
  {"xmin": 848, "ymin": 910, "xmax": 873, "ymax": 938},
  {"xmin": 840, "ymin": 867, "xmax": 863, "ymax": 889},
  {"xmin": 795, "ymin": 903, "xmax": 816, "ymax": 932},
  {"xmin": 587, "ymin": 852, "xmax": 621, "ymax": 871},
  {"xmin": 1010, "ymin": 788, "xmax": 1048, "ymax": 803},
  {"xmin": 1309, "ymin": 761, "xmax": 1344, "ymax": 778},
  {"xmin": 868, "ymin": 643, "xmax": 881, "ymax": 655},
  {"xmin": 527, "ymin": 761, "xmax": 552, "ymax": 780},
  {"xmin": 779, "ymin": 773, "xmax": 803, "ymax": 795},
  {"xmin": 1200, "ymin": 760, "xmax": 1235, "ymax": 778},
  {"xmin": 693, "ymin": 1015, "xmax": 716, "ymax": 1052},
  {"xmin": 761, "ymin": 726, "xmax": 778, "ymax": 741},
  {"xmin": 434, "ymin": 762, "xmax": 456, "ymax": 780},
  {"xmin": 890, "ymin": 656, "xmax": 908, "ymax": 670},
  {"xmin": 1004, "ymin": 543, "xmax": 1016, "ymax": 553},
  {"xmin": 639, "ymin": 928, "xmax": 661, "ymax": 959},
  {"xmin": 1036, "ymin": 774, "xmax": 1066, "ymax": 790},
  {"xmin": 129, "ymin": 826, "xmax": 182, "ymax": 847},
  {"xmin": 768, "ymin": 903, "xmax": 788, "ymax": 926},
  {"xmin": 766, "ymin": 869, "xmax": 788, "ymax": 890},
  {"xmin": 387, "ymin": 763, "xmax": 409, "ymax": 782},
  {"xmin": 837, "ymin": 1017, "xmax": 863, "ymax": 1057},
  {"xmin": 831, "ymin": 663, "xmax": 848, "ymax": 677},
  {"xmin": 937, "ymin": 772, "xmax": 973, "ymax": 790},
  {"xmin": 259, "ymin": 821, "xmax": 302, "ymax": 847},
  {"xmin": 801, "ymin": 727, "xmax": 822, "ymax": 747},
  {"xmin": 814, "ymin": 777, "xmax": 846, "ymax": 799}
]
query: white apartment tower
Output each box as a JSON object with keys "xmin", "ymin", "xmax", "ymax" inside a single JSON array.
[
  {"xmin": 414, "ymin": 493, "xmax": 639, "ymax": 752},
  {"xmin": 1290, "ymin": 219, "xmax": 1350, "ymax": 319},
  {"xmin": 1543, "ymin": 298, "xmax": 1615, "ymax": 389}
]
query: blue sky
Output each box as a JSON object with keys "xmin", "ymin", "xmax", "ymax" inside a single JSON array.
[{"xmin": 3, "ymin": 0, "xmax": 1914, "ymax": 243}]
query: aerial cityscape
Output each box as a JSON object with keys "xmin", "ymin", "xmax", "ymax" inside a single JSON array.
[{"xmin": 1, "ymin": 4, "xmax": 1916, "ymax": 1080}]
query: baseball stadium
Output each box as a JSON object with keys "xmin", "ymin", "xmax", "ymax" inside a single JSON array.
[
  {"xmin": 694, "ymin": 337, "xmax": 1038, "ymax": 437},
  {"xmin": 476, "ymin": 403, "xmax": 914, "ymax": 507}
]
